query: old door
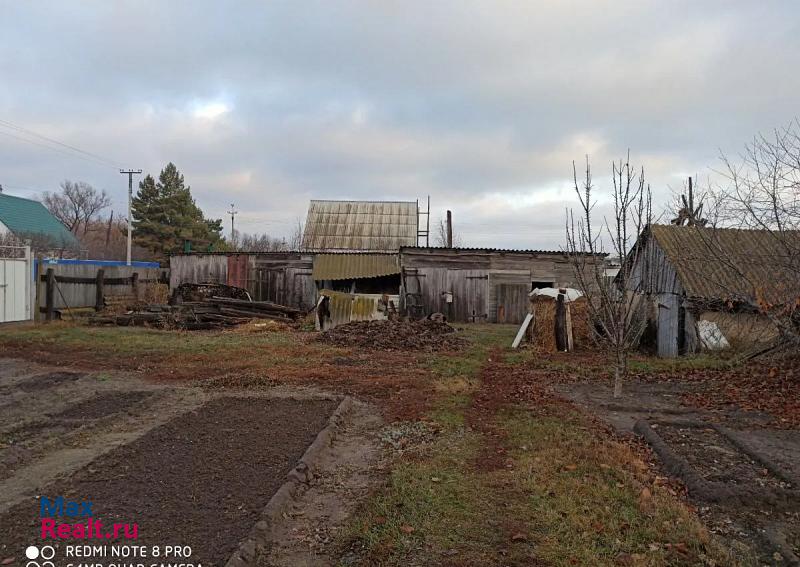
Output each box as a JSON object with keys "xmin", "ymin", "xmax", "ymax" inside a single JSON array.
[
  {"xmin": 495, "ymin": 283, "xmax": 529, "ymax": 324},
  {"xmin": 657, "ymin": 293, "xmax": 680, "ymax": 358}
]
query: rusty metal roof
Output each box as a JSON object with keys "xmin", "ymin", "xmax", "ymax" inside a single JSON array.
[
  {"xmin": 301, "ymin": 200, "xmax": 418, "ymax": 252},
  {"xmin": 313, "ymin": 253, "xmax": 400, "ymax": 280},
  {"xmin": 650, "ymin": 224, "xmax": 800, "ymax": 303}
]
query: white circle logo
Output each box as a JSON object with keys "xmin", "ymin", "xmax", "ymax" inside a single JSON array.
[
  {"xmin": 25, "ymin": 547, "xmax": 39, "ymax": 560},
  {"xmin": 41, "ymin": 547, "xmax": 56, "ymax": 560}
]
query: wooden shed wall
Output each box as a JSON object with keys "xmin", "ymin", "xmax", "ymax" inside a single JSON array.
[
  {"xmin": 627, "ymin": 238, "xmax": 695, "ymax": 358},
  {"xmin": 169, "ymin": 255, "xmax": 227, "ymax": 288},
  {"xmin": 169, "ymin": 253, "xmax": 316, "ymax": 310},
  {"xmin": 249, "ymin": 253, "xmax": 316, "ymax": 310},
  {"xmin": 400, "ymin": 249, "xmax": 585, "ymax": 323}
]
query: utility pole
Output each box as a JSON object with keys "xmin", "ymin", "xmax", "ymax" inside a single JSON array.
[
  {"xmin": 120, "ymin": 169, "xmax": 142, "ymax": 266},
  {"xmin": 227, "ymin": 203, "xmax": 238, "ymax": 248},
  {"xmin": 446, "ymin": 210, "xmax": 453, "ymax": 248}
]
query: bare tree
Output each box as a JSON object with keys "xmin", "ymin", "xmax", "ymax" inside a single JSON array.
[
  {"xmin": 700, "ymin": 121, "xmax": 800, "ymax": 347},
  {"xmin": 238, "ymin": 231, "xmax": 289, "ymax": 252},
  {"xmin": 288, "ymin": 217, "xmax": 305, "ymax": 251},
  {"xmin": 42, "ymin": 180, "xmax": 111, "ymax": 235},
  {"xmin": 433, "ymin": 215, "xmax": 464, "ymax": 247},
  {"xmin": 566, "ymin": 154, "xmax": 654, "ymax": 398}
]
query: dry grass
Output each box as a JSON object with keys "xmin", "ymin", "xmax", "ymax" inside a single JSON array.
[{"xmin": 0, "ymin": 321, "xmax": 747, "ymax": 565}]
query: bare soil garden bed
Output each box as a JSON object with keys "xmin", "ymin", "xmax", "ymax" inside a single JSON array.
[
  {"xmin": 13, "ymin": 371, "xmax": 84, "ymax": 393},
  {"xmin": 0, "ymin": 396, "xmax": 338, "ymax": 566},
  {"xmin": 0, "ymin": 391, "xmax": 155, "ymax": 480},
  {"xmin": 655, "ymin": 423, "xmax": 789, "ymax": 491}
]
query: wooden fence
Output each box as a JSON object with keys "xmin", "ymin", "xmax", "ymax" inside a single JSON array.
[{"xmin": 36, "ymin": 263, "xmax": 166, "ymax": 320}]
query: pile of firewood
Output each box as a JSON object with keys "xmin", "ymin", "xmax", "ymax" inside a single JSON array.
[{"xmin": 90, "ymin": 296, "xmax": 304, "ymax": 330}]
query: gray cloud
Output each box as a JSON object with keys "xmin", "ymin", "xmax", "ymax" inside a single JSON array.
[{"xmin": 1, "ymin": 0, "xmax": 798, "ymax": 249}]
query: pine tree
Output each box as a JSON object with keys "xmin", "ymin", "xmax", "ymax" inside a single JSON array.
[{"xmin": 131, "ymin": 163, "xmax": 223, "ymax": 260}]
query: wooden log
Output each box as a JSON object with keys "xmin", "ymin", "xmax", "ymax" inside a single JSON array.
[
  {"xmin": 95, "ymin": 269, "xmax": 105, "ymax": 311},
  {"xmin": 555, "ymin": 292, "xmax": 567, "ymax": 352},
  {"xmin": 45, "ymin": 268, "xmax": 55, "ymax": 322},
  {"xmin": 207, "ymin": 296, "xmax": 302, "ymax": 316},
  {"xmin": 217, "ymin": 307, "xmax": 290, "ymax": 320}
]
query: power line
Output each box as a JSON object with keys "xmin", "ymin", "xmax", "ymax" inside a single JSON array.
[
  {"xmin": 0, "ymin": 129, "xmax": 116, "ymax": 169},
  {"xmin": 0, "ymin": 118, "xmax": 123, "ymax": 169}
]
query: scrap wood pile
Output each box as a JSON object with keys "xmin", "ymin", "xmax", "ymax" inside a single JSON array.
[
  {"xmin": 318, "ymin": 319, "xmax": 467, "ymax": 351},
  {"xmin": 90, "ymin": 295, "xmax": 304, "ymax": 330}
]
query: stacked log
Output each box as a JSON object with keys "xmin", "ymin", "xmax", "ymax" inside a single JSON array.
[{"xmin": 89, "ymin": 295, "xmax": 304, "ymax": 330}]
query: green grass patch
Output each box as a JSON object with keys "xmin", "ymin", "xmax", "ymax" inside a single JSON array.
[
  {"xmin": 500, "ymin": 408, "xmax": 741, "ymax": 566},
  {"xmin": 342, "ymin": 431, "xmax": 529, "ymax": 565}
]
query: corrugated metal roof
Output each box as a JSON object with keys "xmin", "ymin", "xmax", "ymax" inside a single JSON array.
[
  {"xmin": 650, "ymin": 224, "xmax": 800, "ymax": 303},
  {"xmin": 313, "ymin": 253, "xmax": 400, "ymax": 280},
  {"xmin": 401, "ymin": 246, "xmax": 573, "ymax": 255},
  {"xmin": 0, "ymin": 193, "xmax": 79, "ymax": 248},
  {"xmin": 301, "ymin": 200, "xmax": 418, "ymax": 252}
]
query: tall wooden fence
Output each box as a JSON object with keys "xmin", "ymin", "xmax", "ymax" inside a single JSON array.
[{"xmin": 36, "ymin": 263, "xmax": 166, "ymax": 320}]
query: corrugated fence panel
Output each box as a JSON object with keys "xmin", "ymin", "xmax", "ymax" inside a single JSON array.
[{"xmin": 39, "ymin": 264, "xmax": 164, "ymax": 310}]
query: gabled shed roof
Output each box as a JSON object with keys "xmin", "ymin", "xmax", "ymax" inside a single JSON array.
[
  {"xmin": 301, "ymin": 200, "xmax": 418, "ymax": 252},
  {"xmin": 0, "ymin": 193, "xmax": 79, "ymax": 248},
  {"xmin": 648, "ymin": 224, "xmax": 800, "ymax": 304}
]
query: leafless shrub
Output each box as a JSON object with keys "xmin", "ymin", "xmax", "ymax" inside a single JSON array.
[
  {"xmin": 566, "ymin": 153, "xmax": 654, "ymax": 397},
  {"xmin": 433, "ymin": 215, "xmax": 464, "ymax": 247},
  {"xmin": 698, "ymin": 121, "xmax": 800, "ymax": 348}
]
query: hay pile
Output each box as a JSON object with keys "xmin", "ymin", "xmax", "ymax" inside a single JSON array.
[
  {"xmin": 527, "ymin": 295, "xmax": 594, "ymax": 352},
  {"xmin": 318, "ymin": 319, "xmax": 466, "ymax": 351}
]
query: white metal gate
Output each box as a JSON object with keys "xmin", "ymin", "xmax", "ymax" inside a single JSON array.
[{"xmin": 0, "ymin": 246, "xmax": 32, "ymax": 323}]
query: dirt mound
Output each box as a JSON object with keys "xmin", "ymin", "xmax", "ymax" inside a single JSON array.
[{"xmin": 318, "ymin": 319, "xmax": 466, "ymax": 351}]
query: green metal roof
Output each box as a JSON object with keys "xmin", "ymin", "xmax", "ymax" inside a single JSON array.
[
  {"xmin": 313, "ymin": 253, "xmax": 400, "ymax": 281},
  {"xmin": 0, "ymin": 193, "xmax": 80, "ymax": 248}
]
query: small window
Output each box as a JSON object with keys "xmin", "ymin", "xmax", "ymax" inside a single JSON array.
[{"xmin": 531, "ymin": 280, "xmax": 555, "ymax": 291}]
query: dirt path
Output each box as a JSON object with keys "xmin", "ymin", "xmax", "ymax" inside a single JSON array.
[{"xmin": 257, "ymin": 400, "xmax": 384, "ymax": 567}]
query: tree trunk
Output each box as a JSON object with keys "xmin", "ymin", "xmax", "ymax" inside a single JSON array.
[{"xmin": 613, "ymin": 351, "xmax": 624, "ymax": 398}]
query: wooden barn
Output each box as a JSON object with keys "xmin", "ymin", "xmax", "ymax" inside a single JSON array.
[
  {"xmin": 627, "ymin": 224, "xmax": 799, "ymax": 357},
  {"xmin": 399, "ymin": 247, "xmax": 599, "ymax": 324}
]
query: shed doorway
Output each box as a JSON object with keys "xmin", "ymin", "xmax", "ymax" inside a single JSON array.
[{"xmin": 495, "ymin": 283, "xmax": 529, "ymax": 324}]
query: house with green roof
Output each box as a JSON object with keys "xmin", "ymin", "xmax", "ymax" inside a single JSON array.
[{"xmin": 0, "ymin": 192, "xmax": 80, "ymax": 249}]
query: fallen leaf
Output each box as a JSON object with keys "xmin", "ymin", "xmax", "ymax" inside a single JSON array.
[
  {"xmin": 400, "ymin": 525, "xmax": 415, "ymax": 534},
  {"xmin": 511, "ymin": 532, "xmax": 527, "ymax": 542}
]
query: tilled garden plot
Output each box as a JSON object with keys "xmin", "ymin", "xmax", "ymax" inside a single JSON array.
[
  {"xmin": 5, "ymin": 371, "xmax": 84, "ymax": 393},
  {"xmin": 655, "ymin": 423, "xmax": 790, "ymax": 490},
  {"xmin": 318, "ymin": 319, "xmax": 466, "ymax": 351},
  {"xmin": 0, "ymin": 391, "xmax": 154, "ymax": 480},
  {"xmin": 0, "ymin": 396, "xmax": 338, "ymax": 566}
]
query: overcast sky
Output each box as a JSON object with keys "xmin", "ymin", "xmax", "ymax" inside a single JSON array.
[{"xmin": 1, "ymin": 1, "xmax": 798, "ymax": 249}]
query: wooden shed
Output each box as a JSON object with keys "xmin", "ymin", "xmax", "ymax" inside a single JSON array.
[
  {"xmin": 399, "ymin": 247, "xmax": 595, "ymax": 324},
  {"xmin": 627, "ymin": 225, "xmax": 798, "ymax": 357},
  {"xmin": 170, "ymin": 252, "xmax": 316, "ymax": 310}
]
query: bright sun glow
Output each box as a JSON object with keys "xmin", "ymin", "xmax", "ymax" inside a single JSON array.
[{"xmin": 193, "ymin": 101, "xmax": 230, "ymax": 119}]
